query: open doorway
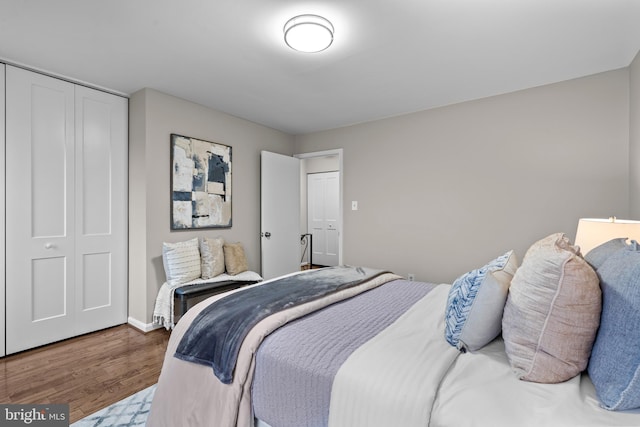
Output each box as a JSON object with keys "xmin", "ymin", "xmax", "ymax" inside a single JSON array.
[{"xmin": 295, "ymin": 149, "xmax": 343, "ymax": 270}]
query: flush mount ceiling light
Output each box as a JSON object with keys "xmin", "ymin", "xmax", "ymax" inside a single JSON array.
[{"xmin": 284, "ymin": 14, "xmax": 334, "ymax": 53}]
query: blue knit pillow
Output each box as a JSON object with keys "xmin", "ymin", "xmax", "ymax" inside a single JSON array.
[
  {"xmin": 584, "ymin": 237, "xmax": 629, "ymax": 269},
  {"xmin": 588, "ymin": 245, "xmax": 640, "ymax": 410},
  {"xmin": 444, "ymin": 251, "xmax": 517, "ymax": 352}
]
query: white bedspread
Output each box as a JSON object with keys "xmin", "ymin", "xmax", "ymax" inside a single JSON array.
[
  {"xmin": 430, "ymin": 334, "xmax": 640, "ymax": 427},
  {"xmin": 329, "ymin": 284, "xmax": 459, "ymax": 427}
]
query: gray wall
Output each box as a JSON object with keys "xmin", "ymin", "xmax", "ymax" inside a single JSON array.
[
  {"xmin": 129, "ymin": 65, "xmax": 637, "ymax": 325},
  {"xmin": 128, "ymin": 88, "xmax": 294, "ymax": 325},
  {"xmin": 295, "ymin": 69, "xmax": 631, "ymax": 284}
]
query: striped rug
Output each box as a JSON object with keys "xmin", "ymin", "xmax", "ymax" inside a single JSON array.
[{"xmin": 71, "ymin": 384, "xmax": 156, "ymax": 427}]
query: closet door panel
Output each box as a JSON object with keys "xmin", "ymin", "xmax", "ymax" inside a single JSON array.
[
  {"xmin": 80, "ymin": 97, "xmax": 111, "ymax": 235},
  {"xmin": 81, "ymin": 252, "xmax": 111, "ymax": 309},
  {"xmin": 6, "ymin": 66, "xmax": 76, "ymax": 354},
  {"xmin": 31, "ymin": 84, "xmax": 69, "ymax": 236},
  {"xmin": 32, "ymin": 257, "xmax": 67, "ymax": 320},
  {"xmin": 74, "ymin": 86, "xmax": 128, "ymax": 334}
]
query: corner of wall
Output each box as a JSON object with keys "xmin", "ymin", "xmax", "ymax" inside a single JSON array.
[
  {"xmin": 629, "ymin": 50, "xmax": 640, "ymax": 219},
  {"xmin": 130, "ymin": 88, "xmax": 295, "ymax": 325},
  {"xmin": 128, "ymin": 89, "xmax": 150, "ymax": 323},
  {"xmin": 128, "ymin": 316, "xmax": 162, "ymax": 333}
]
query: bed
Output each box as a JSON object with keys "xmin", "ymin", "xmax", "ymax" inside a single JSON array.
[{"xmin": 148, "ymin": 234, "xmax": 640, "ymax": 427}]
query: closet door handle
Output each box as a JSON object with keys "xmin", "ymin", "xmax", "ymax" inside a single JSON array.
[{"xmin": 44, "ymin": 243, "xmax": 54, "ymax": 249}]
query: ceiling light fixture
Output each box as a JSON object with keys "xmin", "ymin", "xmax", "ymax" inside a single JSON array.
[{"xmin": 284, "ymin": 14, "xmax": 334, "ymax": 53}]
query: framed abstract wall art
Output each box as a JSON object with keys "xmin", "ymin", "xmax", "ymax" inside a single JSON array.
[{"xmin": 170, "ymin": 134, "xmax": 232, "ymax": 229}]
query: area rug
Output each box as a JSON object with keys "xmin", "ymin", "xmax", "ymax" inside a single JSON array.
[{"xmin": 71, "ymin": 384, "xmax": 156, "ymax": 426}]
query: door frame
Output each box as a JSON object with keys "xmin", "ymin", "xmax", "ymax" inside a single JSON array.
[
  {"xmin": 295, "ymin": 148, "xmax": 343, "ymax": 266},
  {"xmin": 0, "ymin": 64, "xmax": 5, "ymax": 357}
]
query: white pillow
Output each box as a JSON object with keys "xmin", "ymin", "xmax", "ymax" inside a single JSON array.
[{"xmin": 162, "ymin": 238, "xmax": 201, "ymax": 286}]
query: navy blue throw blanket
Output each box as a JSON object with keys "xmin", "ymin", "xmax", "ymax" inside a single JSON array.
[{"xmin": 174, "ymin": 266, "xmax": 387, "ymax": 384}]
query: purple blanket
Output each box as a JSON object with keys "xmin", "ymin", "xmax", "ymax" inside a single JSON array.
[{"xmin": 252, "ymin": 279, "xmax": 436, "ymax": 427}]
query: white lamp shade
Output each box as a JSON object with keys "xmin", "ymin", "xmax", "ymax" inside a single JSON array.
[
  {"xmin": 574, "ymin": 218, "xmax": 640, "ymax": 255},
  {"xmin": 284, "ymin": 15, "xmax": 334, "ymax": 53}
]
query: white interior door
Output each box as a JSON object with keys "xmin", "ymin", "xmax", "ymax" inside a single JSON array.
[
  {"xmin": 0, "ymin": 64, "xmax": 5, "ymax": 357},
  {"xmin": 74, "ymin": 85, "xmax": 128, "ymax": 334},
  {"xmin": 6, "ymin": 66, "xmax": 77, "ymax": 353},
  {"xmin": 261, "ymin": 151, "xmax": 300, "ymax": 280},
  {"xmin": 308, "ymin": 171, "xmax": 340, "ymax": 266}
]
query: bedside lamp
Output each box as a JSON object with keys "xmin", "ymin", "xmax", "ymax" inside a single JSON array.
[{"xmin": 574, "ymin": 217, "xmax": 640, "ymax": 256}]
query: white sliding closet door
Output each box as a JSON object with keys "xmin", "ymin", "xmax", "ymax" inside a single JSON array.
[
  {"xmin": 5, "ymin": 66, "xmax": 127, "ymax": 354},
  {"xmin": 74, "ymin": 86, "xmax": 128, "ymax": 335}
]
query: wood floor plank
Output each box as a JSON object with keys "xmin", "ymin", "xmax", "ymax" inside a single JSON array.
[{"xmin": 0, "ymin": 324, "xmax": 170, "ymax": 423}]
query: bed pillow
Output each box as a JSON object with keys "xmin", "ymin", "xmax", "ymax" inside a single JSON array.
[
  {"xmin": 200, "ymin": 236, "xmax": 226, "ymax": 279},
  {"xmin": 584, "ymin": 237, "xmax": 629, "ymax": 269},
  {"xmin": 502, "ymin": 233, "xmax": 601, "ymax": 383},
  {"xmin": 162, "ymin": 238, "xmax": 202, "ymax": 286},
  {"xmin": 588, "ymin": 245, "xmax": 640, "ymax": 411},
  {"xmin": 224, "ymin": 242, "xmax": 249, "ymax": 275},
  {"xmin": 444, "ymin": 250, "xmax": 518, "ymax": 352}
]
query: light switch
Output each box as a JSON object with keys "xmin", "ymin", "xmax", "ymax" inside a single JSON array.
[{"xmin": 352, "ymin": 201, "xmax": 358, "ymax": 210}]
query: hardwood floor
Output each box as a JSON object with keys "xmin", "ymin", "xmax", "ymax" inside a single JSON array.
[{"xmin": 0, "ymin": 324, "xmax": 170, "ymax": 423}]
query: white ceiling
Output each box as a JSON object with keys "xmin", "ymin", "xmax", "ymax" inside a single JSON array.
[{"xmin": 1, "ymin": 0, "xmax": 639, "ymax": 135}]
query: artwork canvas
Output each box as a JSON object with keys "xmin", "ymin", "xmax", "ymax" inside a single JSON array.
[{"xmin": 171, "ymin": 134, "xmax": 232, "ymax": 229}]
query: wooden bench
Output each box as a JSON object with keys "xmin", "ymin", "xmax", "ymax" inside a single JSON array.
[{"xmin": 174, "ymin": 279, "xmax": 260, "ymax": 317}]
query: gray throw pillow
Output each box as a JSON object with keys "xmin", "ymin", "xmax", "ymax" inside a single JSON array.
[
  {"xmin": 502, "ymin": 233, "xmax": 601, "ymax": 383},
  {"xmin": 200, "ymin": 237, "xmax": 225, "ymax": 279}
]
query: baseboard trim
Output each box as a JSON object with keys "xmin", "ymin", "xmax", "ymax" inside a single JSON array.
[{"xmin": 128, "ymin": 316, "xmax": 163, "ymax": 333}]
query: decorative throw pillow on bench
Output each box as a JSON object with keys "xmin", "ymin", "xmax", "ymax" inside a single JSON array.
[
  {"xmin": 162, "ymin": 238, "xmax": 202, "ymax": 286},
  {"xmin": 223, "ymin": 242, "xmax": 249, "ymax": 275},
  {"xmin": 200, "ymin": 236, "xmax": 225, "ymax": 279},
  {"xmin": 162, "ymin": 237, "xmax": 251, "ymax": 285}
]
